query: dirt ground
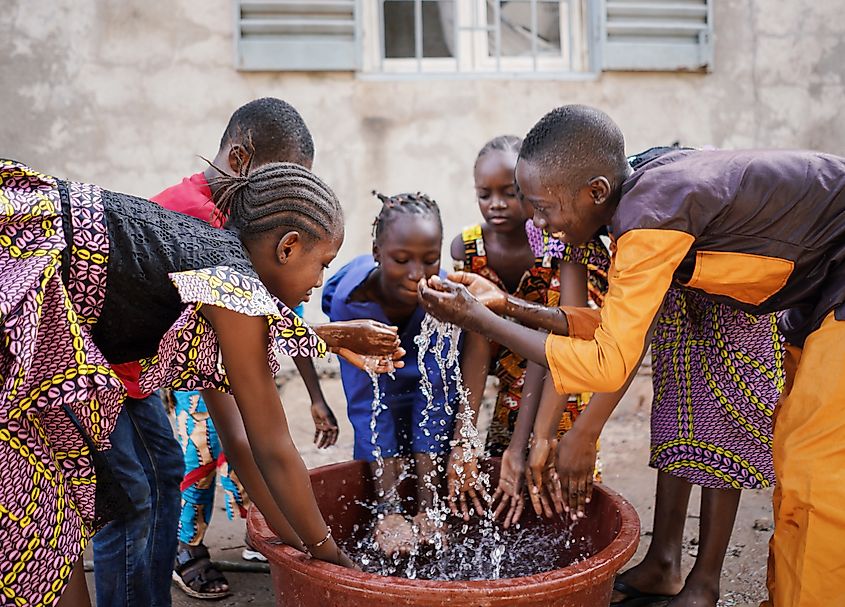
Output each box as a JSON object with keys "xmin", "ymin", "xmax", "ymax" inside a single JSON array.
[{"xmin": 86, "ymin": 358, "xmax": 773, "ymax": 606}]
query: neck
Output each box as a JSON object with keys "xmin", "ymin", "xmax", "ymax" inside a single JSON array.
[{"xmin": 485, "ymin": 221, "xmax": 529, "ymax": 245}]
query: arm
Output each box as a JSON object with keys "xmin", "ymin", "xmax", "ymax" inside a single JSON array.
[
  {"xmin": 199, "ymin": 388, "xmax": 305, "ymax": 551},
  {"xmin": 201, "ymin": 305, "xmax": 352, "ymax": 567},
  {"xmin": 420, "ymin": 229, "xmax": 694, "ymax": 394},
  {"xmin": 292, "ymin": 355, "xmax": 338, "ymax": 449},
  {"xmin": 447, "ymin": 330, "xmax": 493, "ymax": 520},
  {"xmin": 313, "ymin": 320, "xmax": 400, "ymax": 357},
  {"xmin": 450, "ymin": 233, "xmax": 466, "ymax": 269}
]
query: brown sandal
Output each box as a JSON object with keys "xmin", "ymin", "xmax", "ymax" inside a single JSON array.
[{"xmin": 172, "ymin": 543, "xmax": 231, "ymax": 600}]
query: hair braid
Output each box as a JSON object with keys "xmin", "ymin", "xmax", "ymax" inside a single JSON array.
[
  {"xmin": 371, "ymin": 191, "xmax": 442, "ymax": 243},
  {"xmin": 212, "ymin": 162, "xmax": 342, "ymax": 242}
]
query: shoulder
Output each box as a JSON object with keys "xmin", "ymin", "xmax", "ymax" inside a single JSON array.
[{"xmin": 450, "ymin": 233, "xmax": 465, "ymax": 262}]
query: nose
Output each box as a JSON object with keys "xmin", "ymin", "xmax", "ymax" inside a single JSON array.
[
  {"xmin": 490, "ymin": 195, "xmax": 508, "ymax": 210},
  {"xmin": 314, "ymin": 268, "xmax": 325, "ymax": 289},
  {"xmin": 408, "ymin": 262, "xmax": 425, "ymax": 282}
]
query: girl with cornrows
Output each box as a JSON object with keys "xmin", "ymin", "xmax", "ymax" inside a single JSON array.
[
  {"xmin": 0, "ymin": 159, "xmax": 402, "ymax": 606},
  {"xmin": 323, "ymin": 192, "xmax": 458, "ymax": 557}
]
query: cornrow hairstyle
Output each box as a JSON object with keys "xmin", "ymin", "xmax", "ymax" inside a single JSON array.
[
  {"xmin": 520, "ymin": 105, "xmax": 629, "ymax": 192},
  {"xmin": 220, "ymin": 97, "xmax": 315, "ymax": 167},
  {"xmin": 211, "ymin": 162, "xmax": 343, "ymax": 245},
  {"xmin": 371, "ymin": 191, "xmax": 442, "ymax": 244},
  {"xmin": 475, "ymin": 134, "xmax": 522, "ymax": 170}
]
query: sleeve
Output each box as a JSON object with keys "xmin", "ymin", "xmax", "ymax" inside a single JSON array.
[
  {"xmin": 321, "ymin": 264, "xmax": 349, "ymax": 319},
  {"xmin": 545, "ymin": 229, "xmax": 694, "ymax": 394}
]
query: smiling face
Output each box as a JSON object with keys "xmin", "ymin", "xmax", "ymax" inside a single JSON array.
[
  {"xmin": 474, "ymin": 149, "xmax": 532, "ymax": 233},
  {"xmin": 514, "ymin": 158, "xmax": 612, "ymax": 245},
  {"xmin": 373, "ymin": 213, "xmax": 442, "ymax": 308}
]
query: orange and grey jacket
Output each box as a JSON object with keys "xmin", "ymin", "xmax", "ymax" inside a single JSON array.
[{"xmin": 546, "ymin": 148, "xmax": 845, "ymax": 395}]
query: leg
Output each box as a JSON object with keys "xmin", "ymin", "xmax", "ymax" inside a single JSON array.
[
  {"xmin": 129, "ymin": 392, "xmax": 185, "ymax": 607},
  {"xmin": 767, "ymin": 312, "xmax": 845, "ymax": 606},
  {"xmin": 612, "ymin": 471, "xmax": 691, "ymax": 601},
  {"xmin": 670, "ymin": 487, "xmax": 741, "ymax": 606},
  {"xmin": 56, "ymin": 557, "xmax": 91, "ymax": 607},
  {"xmin": 92, "ymin": 402, "xmax": 154, "ymax": 607}
]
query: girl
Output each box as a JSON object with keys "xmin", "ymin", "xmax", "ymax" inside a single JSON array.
[
  {"xmin": 0, "ymin": 159, "xmax": 401, "ymax": 606},
  {"xmin": 446, "ymin": 135, "xmax": 593, "ymax": 526},
  {"xmin": 322, "ymin": 192, "xmax": 457, "ymax": 557}
]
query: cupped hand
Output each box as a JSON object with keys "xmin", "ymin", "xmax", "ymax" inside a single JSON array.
[
  {"xmin": 311, "ymin": 400, "xmax": 339, "ymax": 448},
  {"xmin": 447, "ymin": 444, "xmax": 490, "ymax": 520},
  {"xmin": 445, "ymin": 272, "xmax": 508, "ymax": 315},
  {"xmin": 335, "ymin": 347, "xmax": 406, "ymax": 374},
  {"xmin": 417, "ymin": 276, "xmax": 487, "ymax": 332},
  {"xmin": 491, "ymin": 447, "xmax": 526, "ymax": 528},
  {"xmin": 555, "ymin": 429, "xmax": 598, "ymax": 521},
  {"xmin": 412, "ymin": 511, "xmax": 448, "ymax": 550},
  {"xmin": 526, "ymin": 436, "xmax": 564, "ymax": 519},
  {"xmin": 318, "ymin": 319, "xmax": 400, "ymax": 356},
  {"xmin": 373, "ymin": 513, "xmax": 416, "ymax": 557}
]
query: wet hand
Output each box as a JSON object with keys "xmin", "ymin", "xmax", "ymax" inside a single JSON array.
[
  {"xmin": 446, "ymin": 272, "xmax": 508, "ymax": 315},
  {"xmin": 527, "ymin": 437, "xmax": 565, "ymax": 520},
  {"xmin": 412, "ymin": 511, "xmax": 448, "ymax": 550},
  {"xmin": 555, "ymin": 429, "xmax": 597, "ymax": 521},
  {"xmin": 311, "ymin": 400, "xmax": 339, "ymax": 449},
  {"xmin": 417, "ymin": 276, "xmax": 487, "ymax": 331},
  {"xmin": 318, "ymin": 319, "xmax": 400, "ymax": 356},
  {"xmin": 491, "ymin": 447, "xmax": 526, "ymax": 528},
  {"xmin": 335, "ymin": 347, "xmax": 406, "ymax": 374},
  {"xmin": 447, "ymin": 444, "xmax": 490, "ymax": 520},
  {"xmin": 373, "ymin": 514, "xmax": 416, "ymax": 557}
]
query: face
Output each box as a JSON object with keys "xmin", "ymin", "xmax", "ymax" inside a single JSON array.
[
  {"xmin": 474, "ymin": 150, "xmax": 532, "ymax": 233},
  {"xmin": 514, "ymin": 158, "xmax": 609, "ymax": 245},
  {"xmin": 374, "ymin": 214, "xmax": 442, "ymax": 308},
  {"xmin": 249, "ymin": 228, "xmax": 344, "ymax": 308}
]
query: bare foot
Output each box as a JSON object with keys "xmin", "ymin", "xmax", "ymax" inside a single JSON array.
[
  {"xmin": 373, "ymin": 514, "xmax": 415, "ymax": 556},
  {"xmin": 610, "ymin": 560, "xmax": 684, "ymax": 603},
  {"xmin": 666, "ymin": 582, "xmax": 719, "ymax": 607}
]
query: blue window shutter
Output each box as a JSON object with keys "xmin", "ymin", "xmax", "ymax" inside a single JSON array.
[
  {"xmin": 236, "ymin": 0, "xmax": 359, "ymax": 71},
  {"xmin": 601, "ymin": 0, "xmax": 712, "ymax": 71}
]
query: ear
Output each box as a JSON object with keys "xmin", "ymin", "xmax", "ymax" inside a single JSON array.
[
  {"xmin": 372, "ymin": 241, "xmax": 381, "ymax": 265},
  {"xmin": 587, "ymin": 176, "xmax": 612, "ymax": 206},
  {"xmin": 275, "ymin": 231, "xmax": 302, "ymax": 265},
  {"xmin": 228, "ymin": 144, "xmax": 252, "ymax": 176}
]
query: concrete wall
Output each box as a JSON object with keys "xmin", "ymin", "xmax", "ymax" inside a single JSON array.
[{"xmin": 3, "ymin": 0, "xmax": 845, "ymax": 318}]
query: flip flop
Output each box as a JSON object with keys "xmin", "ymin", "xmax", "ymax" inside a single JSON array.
[{"xmin": 610, "ymin": 579, "xmax": 674, "ymax": 606}]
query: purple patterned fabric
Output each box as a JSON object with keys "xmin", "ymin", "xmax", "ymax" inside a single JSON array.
[
  {"xmin": 0, "ymin": 160, "xmax": 327, "ymax": 606},
  {"xmin": 527, "ymin": 219, "xmax": 783, "ymax": 489}
]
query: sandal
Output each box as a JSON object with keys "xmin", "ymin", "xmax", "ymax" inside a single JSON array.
[
  {"xmin": 610, "ymin": 579, "xmax": 674, "ymax": 606},
  {"xmin": 172, "ymin": 543, "xmax": 231, "ymax": 600}
]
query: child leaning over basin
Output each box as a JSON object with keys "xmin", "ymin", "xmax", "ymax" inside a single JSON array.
[
  {"xmin": 0, "ymin": 160, "xmax": 403, "ymax": 607},
  {"xmin": 323, "ymin": 192, "xmax": 459, "ymax": 557}
]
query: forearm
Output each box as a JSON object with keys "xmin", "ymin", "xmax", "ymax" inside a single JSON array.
[
  {"xmin": 533, "ymin": 378, "xmax": 568, "ymax": 441},
  {"xmin": 292, "ymin": 355, "xmax": 326, "ymax": 404},
  {"xmin": 475, "ymin": 307, "xmax": 551, "ymax": 369},
  {"xmin": 507, "ymin": 362, "xmax": 546, "ymax": 454},
  {"xmin": 502, "ymin": 295, "xmax": 570, "ymax": 336},
  {"xmin": 201, "ymin": 389, "xmax": 305, "ymax": 550}
]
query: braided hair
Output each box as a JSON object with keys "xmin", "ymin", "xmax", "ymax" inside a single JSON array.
[
  {"xmin": 371, "ymin": 191, "xmax": 442, "ymax": 244},
  {"xmin": 212, "ymin": 162, "xmax": 343, "ymax": 244},
  {"xmin": 475, "ymin": 135, "xmax": 522, "ymax": 170}
]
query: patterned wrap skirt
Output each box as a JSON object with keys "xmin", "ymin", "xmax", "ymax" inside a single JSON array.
[{"xmin": 0, "ymin": 161, "xmax": 326, "ymax": 606}]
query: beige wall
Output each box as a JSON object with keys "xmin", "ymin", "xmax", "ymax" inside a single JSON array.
[{"xmin": 3, "ymin": 0, "xmax": 845, "ymax": 317}]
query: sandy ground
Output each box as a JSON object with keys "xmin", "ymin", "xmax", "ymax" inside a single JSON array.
[{"xmin": 86, "ymin": 359, "xmax": 773, "ymax": 606}]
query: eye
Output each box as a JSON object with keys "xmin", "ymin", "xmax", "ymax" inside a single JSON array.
[{"xmin": 393, "ymin": 257, "xmax": 409, "ymax": 265}]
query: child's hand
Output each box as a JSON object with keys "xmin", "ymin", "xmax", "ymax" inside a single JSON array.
[
  {"xmin": 447, "ymin": 444, "xmax": 490, "ymax": 520},
  {"xmin": 335, "ymin": 347, "xmax": 406, "ymax": 374},
  {"xmin": 445, "ymin": 272, "xmax": 508, "ymax": 315},
  {"xmin": 492, "ymin": 447, "xmax": 526, "ymax": 528},
  {"xmin": 310, "ymin": 400, "xmax": 339, "ymax": 448},
  {"xmin": 412, "ymin": 511, "xmax": 448, "ymax": 550},
  {"xmin": 555, "ymin": 428, "xmax": 598, "ymax": 520},
  {"xmin": 417, "ymin": 276, "xmax": 488, "ymax": 332},
  {"xmin": 526, "ymin": 436, "xmax": 565, "ymax": 519},
  {"xmin": 373, "ymin": 513, "xmax": 415, "ymax": 557},
  {"xmin": 318, "ymin": 320, "xmax": 401, "ymax": 356}
]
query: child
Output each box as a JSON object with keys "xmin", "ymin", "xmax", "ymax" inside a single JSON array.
[
  {"xmin": 322, "ymin": 192, "xmax": 456, "ymax": 556},
  {"xmin": 445, "ymin": 135, "xmax": 593, "ymax": 526},
  {"xmin": 147, "ymin": 98, "xmax": 340, "ymax": 601},
  {"xmin": 0, "ymin": 159, "xmax": 401, "ymax": 607},
  {"xmin": 419, "ymin": 104, "xmax": 845, "ymax": 606}
]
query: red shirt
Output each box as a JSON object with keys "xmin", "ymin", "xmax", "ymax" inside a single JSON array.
[{"xmin": 112, "ymin": 172, "xmax": 223, "ymax": 398}]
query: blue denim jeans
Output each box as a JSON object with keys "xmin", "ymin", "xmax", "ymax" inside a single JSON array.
[{"xmin": 92, "ymin": 393, "xmax": 184, "ymax": 607}]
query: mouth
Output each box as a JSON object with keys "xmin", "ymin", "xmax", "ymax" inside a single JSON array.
[
  {"xmin": 488, "ymin": 216, "xmax": 511, "ymax": 225},
  {"xmin": 302, "ymin": 290, "xmax": 313, "ymax": 303}
]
